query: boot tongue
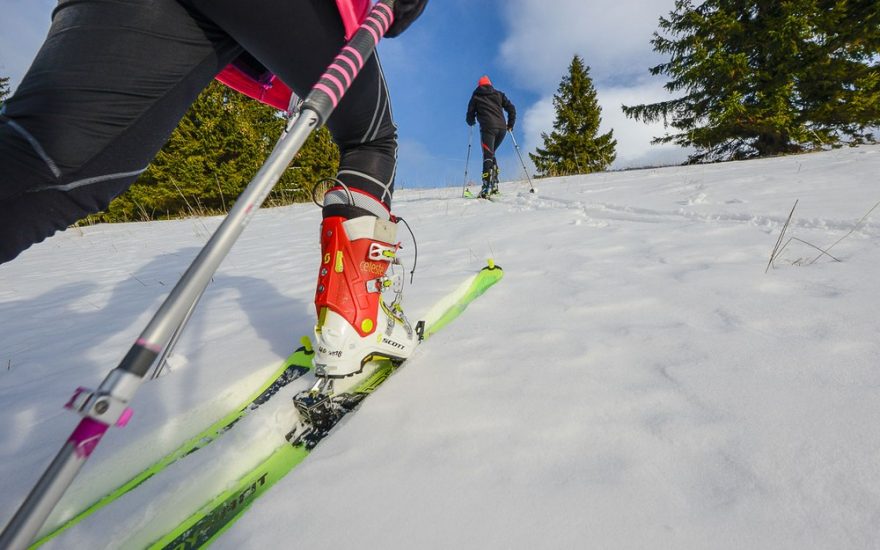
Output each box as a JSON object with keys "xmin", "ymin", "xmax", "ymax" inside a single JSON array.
[{"xmin": 342, "ymin": 215, "xmax": 398, "ymax": 243}]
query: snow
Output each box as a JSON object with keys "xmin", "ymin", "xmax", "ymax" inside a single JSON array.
[{"xmin": 2, "ymin": 145, "xmax": 880, "ymax": 549}]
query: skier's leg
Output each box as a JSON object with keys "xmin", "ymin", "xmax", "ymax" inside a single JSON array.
[
  {"xmin": 491, "ymin": 128, "xmax": 506, "ymax": 192},
  {"xmin": 479, "ymin": 127, "xmax": 498, "ymax": 196},
  {"xmin": 187, "ymin": 0, "xmax": 415, "ymax": 378},
  {"xmin": 0, "ymin": 0, "xmax": 241, "ymax": 264},
  {"xmin": 186, "ymin": 0, "xmax": 397, "ymax": 219}
]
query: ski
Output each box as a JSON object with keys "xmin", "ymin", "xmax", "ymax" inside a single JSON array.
[
  {"xmin": 148, "ymin": 261, "xmax": 504, "ymax": 549},
  {"xmin": 31, "ymin": 347, "xmax": 314, "ymax": 548},
  {"xmin": 463, "ymin": 189, "xmax": 501, "ymax": 201}
]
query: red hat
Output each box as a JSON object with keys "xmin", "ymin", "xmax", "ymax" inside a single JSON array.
[{"xmin": 478, "ymin": 75, "xmax": 492, "ymax": 87}]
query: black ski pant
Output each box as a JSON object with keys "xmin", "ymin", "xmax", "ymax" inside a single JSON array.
[
  {"xmin": 0, "ymin": 0, "xmax": 397, "ymax": 264},
  {"xmin": 479, "ymin": 126, "xmax": 506, "ymax": 185}
]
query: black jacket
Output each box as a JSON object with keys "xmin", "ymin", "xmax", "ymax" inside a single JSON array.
[{"xmin": 466, "ymin": 85, "xmax": 516, "ymax": 130}]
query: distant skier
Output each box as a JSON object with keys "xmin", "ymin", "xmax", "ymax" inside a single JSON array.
[
  {"xmin": 0, "ymin": 0, "xmax": 428, "ymax": 381},
  {"xmin": 466, "ymin": 75, "xmax": 516, "ymax": 198}
]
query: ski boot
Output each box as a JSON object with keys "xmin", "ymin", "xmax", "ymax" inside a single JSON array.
[
  {"xmin": 289, "ymin": 214, "xmax": 418, "ymax": 446},
  {"xmin": 490, "ymin": 165, "xmax": 500, "ymax": 195},
  {"xmin": 312, "ymin": 214, "xmax": 418, "ymax": 384},
  {"xmin": 313, "ymin": 215, "xmax": 417, "ymax": 377},
  {"xmin": 479, "ymin": 173, "xmax": 492, "ymax": 199},
  {"xmin": 480, "ymin": 163, "xmax": 499, "ymax": 198}
]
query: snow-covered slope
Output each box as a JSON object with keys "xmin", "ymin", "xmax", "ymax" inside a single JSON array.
[{"xmin": 2, "ymin": 145, "xmax": 879, "ymax": 549}]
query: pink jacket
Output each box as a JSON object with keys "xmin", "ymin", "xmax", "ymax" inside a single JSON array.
[{"xmin": 215, "ymin": 0, "xmax": 370, "ymax": 111}]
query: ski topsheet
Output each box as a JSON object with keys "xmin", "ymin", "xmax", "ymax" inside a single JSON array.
[
  {"xmin": 150, "ymin": 262, "xmax": 503, "ymax": 549},
  {"xmin": 31, "ymin": 347, "xmax": 314, "ymax": 548}
]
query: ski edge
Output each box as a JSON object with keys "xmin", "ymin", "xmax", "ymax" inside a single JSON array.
[{"xmin": 31, "ymin": 346, "xmax": 314, "ymax": 548}]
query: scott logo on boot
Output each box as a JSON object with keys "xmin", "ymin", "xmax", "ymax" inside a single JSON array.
[{"xmin": 382, "ymin": 338, "xmax": 406, "ymax": 350}]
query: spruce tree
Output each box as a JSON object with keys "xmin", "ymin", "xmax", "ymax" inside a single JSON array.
[
  {"xmin": 98, "ymin": 81, "xmax": 338, "ymax": 222},
  {"xmin": 622, "ymin": 0, "xmax": 880, "ymax": 162},
  {"xmin": 275, "ymin": 119, "xmax": 339, "ymax": 206},
  {"xmin": 530, "ymin": 55, "xmax": 617, "ymax": 177},
  {"xmin": 0, "ymin": 76, "xmax": 10, "ymax": 104},
  {"xmin": 798, "ymin": 0, "xmax": 880, "ymax": 145}
]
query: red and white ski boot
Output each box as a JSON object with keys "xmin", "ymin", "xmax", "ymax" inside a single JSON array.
[{"xmin": 312, "ymin": 214, "xmax": 417, "ymax": 384}]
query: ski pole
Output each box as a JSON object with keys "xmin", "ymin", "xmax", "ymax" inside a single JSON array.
[
  {"xmin": 0, "ymin": 2, "xmax": 398, "ymax": 547},
  {"xmin": 461, "ymin": 126, "xmax": 473, "ymax": 197},
  {"xmin": 149, "ymin": 285, "xmax": 205, "ymax": 379},
  {"xmin": 508, "ymin": 129, "xmax": 536, "ymax": 194}
]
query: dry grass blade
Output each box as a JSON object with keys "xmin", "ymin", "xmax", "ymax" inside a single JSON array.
[
  {"xmin": 766, "ymin": 199, "xmax": 798, "ymax": 273},
  {"xmin": 808, "ymin": 199, "xmax": 880, "ymax": 265}
]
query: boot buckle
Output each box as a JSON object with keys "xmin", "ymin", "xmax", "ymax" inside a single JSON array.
[{"xmin": 368, "ymin": 242, "xmax": 396, "ymax": 261}]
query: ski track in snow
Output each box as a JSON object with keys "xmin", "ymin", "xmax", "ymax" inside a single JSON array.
[{"xmin": 1, "ymin": 145, "xmax": 880, "ymax": 549}]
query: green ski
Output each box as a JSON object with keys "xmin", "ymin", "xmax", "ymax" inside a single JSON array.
[{"xmin": 150, "ymin": 261, "xmax": 503, "ymax": 549}]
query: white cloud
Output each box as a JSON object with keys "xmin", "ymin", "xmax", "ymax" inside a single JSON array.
[
  {"xmin": 522, "ymin": 95, "xmax": 555, "ymax": 151},
  {"xmin": 598, "ymin": 80, "xmax": 693, "ymax": 168},
  {"xmin": 498, "ymin": 0, "xmax": 692, "ymax": 170},
  {"xmin": 498, "ymin": 0, "xmax": 675, "ymax": 91}
]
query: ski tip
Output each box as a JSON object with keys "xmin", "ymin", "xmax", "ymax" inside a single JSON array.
[
  {"xmin": 483, "ymin": 258, "xmax": 502, "ymax": 272},
  {"xmin": 300, "ymin": 335, "xmax": 313, "ymax": 353}
]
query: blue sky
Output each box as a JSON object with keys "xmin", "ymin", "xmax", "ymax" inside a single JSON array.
[{"xmin": 0, "ymin": 0, "xmax": 690, "ymax": 192}]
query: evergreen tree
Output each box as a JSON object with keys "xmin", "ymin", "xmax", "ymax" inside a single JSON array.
[
  {"xmin": 798, "ymin": 0, "xmax": 880, "ymax": 145},
  {"xmin": 622, "ymin": 0, "xmax": 880, "ymax": 162},
  {"xmin": 275, "ymin": 120, "xmax": 339, "ymax": 206},
  {"xmin": 98, "ymin": 81, "xmax": 338, "ymax": 222},
  {"xmin": 530, "ymin": 55, "xmax": 617, "ymax": 177},
  {"xmin": 0, "ymin": 76, "xmax": 10, "ymax": 104}
]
